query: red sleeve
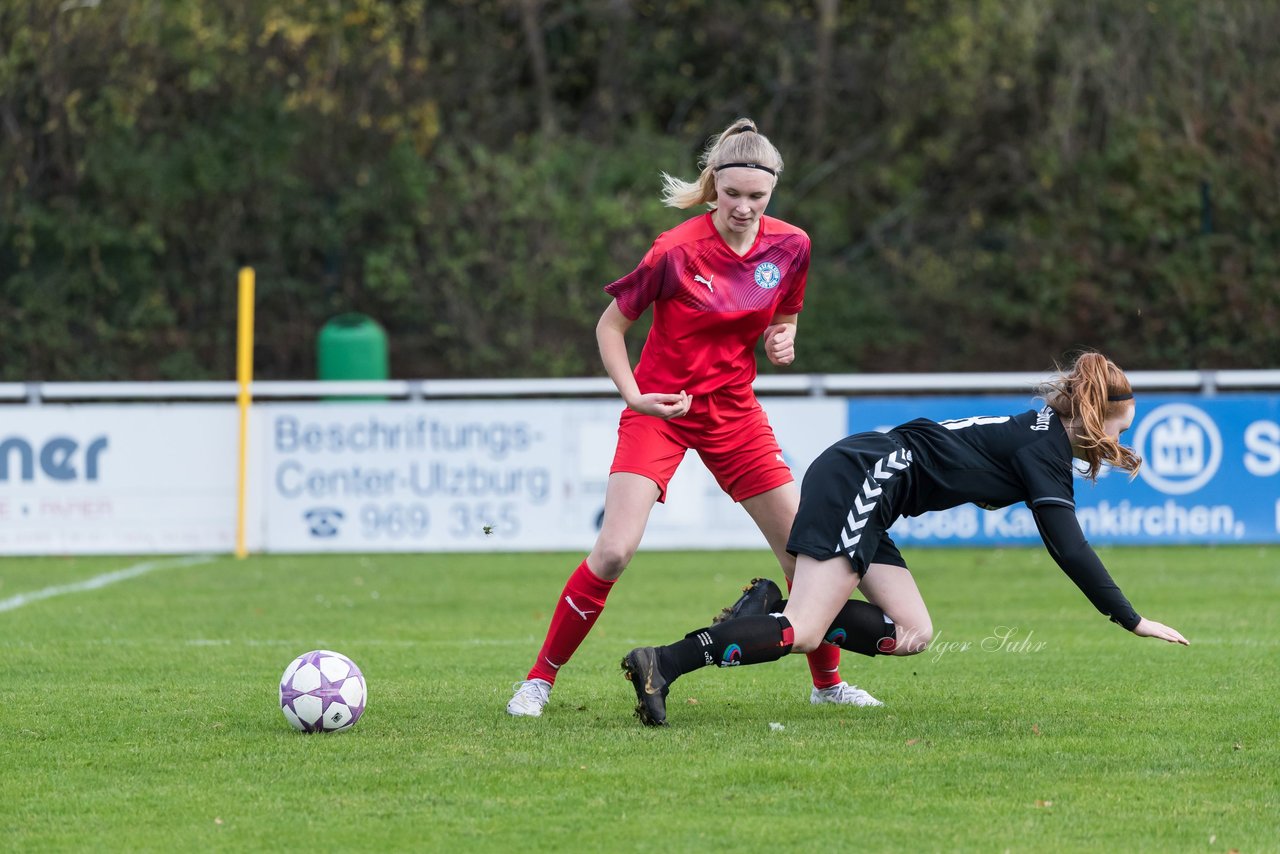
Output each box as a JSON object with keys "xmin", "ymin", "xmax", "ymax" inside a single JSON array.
[
  {"xmin": 603, "ymin": 242, "xmax": 671, "ymax": 321},
  {"xmin": 777, "ymin": 237, "xmax": 809, "ymax": 316}
]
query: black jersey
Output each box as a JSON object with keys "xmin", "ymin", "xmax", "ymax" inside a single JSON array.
[
  {"xmin": 788, "ymin": 406, "xmax": 1142, "ymax": 630},
  {"xmin": 890, "ymin": 408, "xmax": 1075, "ymax": 517}
]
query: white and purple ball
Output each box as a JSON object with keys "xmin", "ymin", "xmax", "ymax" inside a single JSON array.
[{"xmin": 279, "ymin": 650, "xmax": 367, "ymax": 733}]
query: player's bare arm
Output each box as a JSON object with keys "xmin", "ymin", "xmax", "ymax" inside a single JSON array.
[{"xmin": 597, "ymin": 300, "xmax": 692, "ymax": 419}]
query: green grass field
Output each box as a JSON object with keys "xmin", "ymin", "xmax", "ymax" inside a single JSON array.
[{"xmin": 2, "ymin": 547, "xmax": 1276, "ymax": 852}]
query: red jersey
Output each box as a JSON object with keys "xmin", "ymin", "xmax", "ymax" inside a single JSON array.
[{"xmin": 604, "ymin": 212, "xmax": 810, "ymax": 396}]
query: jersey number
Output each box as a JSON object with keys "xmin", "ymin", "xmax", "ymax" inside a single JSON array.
[{"xmin": 940, "ymin": 415, "xmax": 1010, "ymax": 431}]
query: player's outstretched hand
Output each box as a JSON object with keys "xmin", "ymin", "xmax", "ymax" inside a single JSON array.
[
  {"xmin": 1132, "ymin": 617, "xmax": 1189, "ymax": 645},
  {"xmin": 764, "ymin": 323, "xmax": 796, "ymax": 366},
  {"xmin": 631, "ymin": 390, "xmax": 692, "ymax": 420}
]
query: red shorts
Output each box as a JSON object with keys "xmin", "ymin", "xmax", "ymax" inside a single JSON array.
[{"xmin": 610, "ymin": 387, "xmax": 794, "ymax": 503}]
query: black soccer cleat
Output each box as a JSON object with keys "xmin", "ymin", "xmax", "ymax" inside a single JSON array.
[
  {"xmin": 621, "ymin": 647, "xmax": 670, "ymax": 727},
  {"xmin": 712, "ymin": 576, "xmax": 783, "ymax": 624}
]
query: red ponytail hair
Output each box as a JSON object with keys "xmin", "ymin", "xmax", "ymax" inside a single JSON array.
[{"xmin": 1041, "ymin": 352, "xmax": 1141, "ymax": 482}]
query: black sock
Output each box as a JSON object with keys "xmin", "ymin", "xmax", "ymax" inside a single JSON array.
[
  {"xmin": 822, "ymin": 599, "xmax": 897, "ymax": 656},
  {"xmin": 658, "ymin": 614, "xmax": 794, "ymax": 679}
]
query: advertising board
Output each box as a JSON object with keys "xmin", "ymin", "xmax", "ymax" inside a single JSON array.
[
  {"xmin": 3, "ymin": 393, "xmax": 1274, "ymax": 554},
  {"xmin": 846, "ymin": 394, "xmax": 1280, "ymax": 547},
  {"xmin": 257, "ymin": 399, "xmax": 847, "ymax": 552},
  {"xmin": 0, "ymin": 406, "xmax": 238, "ymax": 554}
]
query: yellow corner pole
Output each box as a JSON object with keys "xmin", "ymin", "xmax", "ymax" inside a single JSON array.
[{"xmin": 235, "ymin": 267, "xmax": 256, "ymax": 559}]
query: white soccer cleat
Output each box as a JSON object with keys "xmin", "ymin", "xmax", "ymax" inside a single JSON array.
[
  {"xmin": 506, "ymin": 678, "xmax": 553, "ymax": 717},
  {"xmin": 810, "ymin": 681, "xmax": 884, "ymax": 707}
]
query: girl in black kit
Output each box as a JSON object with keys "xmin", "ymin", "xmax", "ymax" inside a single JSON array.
[{"xmin": 622, "ymin": 352, "xmax": 1189, "ymax": 726}]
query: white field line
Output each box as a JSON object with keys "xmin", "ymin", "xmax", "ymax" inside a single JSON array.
[
  {"xmin": 0, "ymin": 637, "xmax": 554, "ymax": 649},
  {"xmin": 0, "ymin": 554, "xmax": 216, "ymax": 614}
]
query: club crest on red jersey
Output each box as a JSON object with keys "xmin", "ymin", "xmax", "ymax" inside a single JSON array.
[{"xmin": 754, "ymin": 261, "xmax": 781, "ymax": 289}]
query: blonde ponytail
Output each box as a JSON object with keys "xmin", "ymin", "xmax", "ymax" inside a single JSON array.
[{"xmin": 661, "ymin": 118, "xmax": 784, "ymax": 209}]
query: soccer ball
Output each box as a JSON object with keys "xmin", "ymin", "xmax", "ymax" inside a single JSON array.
[{"xmin": 279, "ymin": 649, "xmax": 367, "ymax": 732}]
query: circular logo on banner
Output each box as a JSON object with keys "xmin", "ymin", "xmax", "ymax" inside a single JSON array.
[
  {"xmin": 754, "ymin": 262, "xmax": 781, "ymax": 289},
  {"xmin": 1132, "ymin": 403, "xmax": 1222, "ymax": 495}
]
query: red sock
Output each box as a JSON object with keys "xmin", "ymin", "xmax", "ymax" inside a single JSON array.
[
  {"xmin": 526, "ymin": 560, "xmax": 617, "ymax": 684},
  {"xmin": 787, "ymin": 576, "xmax": 843, "ymax": 689}
]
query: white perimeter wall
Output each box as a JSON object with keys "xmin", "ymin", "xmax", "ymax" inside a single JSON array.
[
  {"xmin": 7, "ymin": 388, "xmax": 1277, "ymax": 554},
  {"xmin": 0, "ymin": 400, "xmax": 846, "ymax": 555}
]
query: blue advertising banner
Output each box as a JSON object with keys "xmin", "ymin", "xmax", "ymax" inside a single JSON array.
[{"xmin": 845, "ymin": 394, "xmax": 1280, "ymax": 546}]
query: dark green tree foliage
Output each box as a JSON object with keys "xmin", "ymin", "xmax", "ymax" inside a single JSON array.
[{"xmin": 2, "ymin": 0, "xmax": 1277, "ymax": 380}]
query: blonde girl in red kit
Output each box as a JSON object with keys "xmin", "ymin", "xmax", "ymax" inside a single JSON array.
[{"xmin": 507, "ymin": 119, "xmax": 873, "ymax": 716}]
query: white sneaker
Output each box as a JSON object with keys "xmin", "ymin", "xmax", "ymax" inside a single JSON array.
[
  {"xmin": 810, "ymin": 681, "xmax": 883, "ymax": 707},
  {"xmin": 506, "ymin": 678, "xmax": 552, "ymax": 717}
]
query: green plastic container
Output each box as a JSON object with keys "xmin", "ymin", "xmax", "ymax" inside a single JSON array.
[{"xmin": 317, "ymin": 314, "xmax": 388, "ymax": 398}]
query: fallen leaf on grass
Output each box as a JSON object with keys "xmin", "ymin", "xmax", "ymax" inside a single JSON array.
[{"xmin": 1033, "ymin": 800, "xmax": 1053, "ymax": 808}]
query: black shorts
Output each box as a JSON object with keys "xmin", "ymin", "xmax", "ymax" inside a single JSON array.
[{"xmin": 786, "ymin": 431, "xmax": 913, "ymax": 576}]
